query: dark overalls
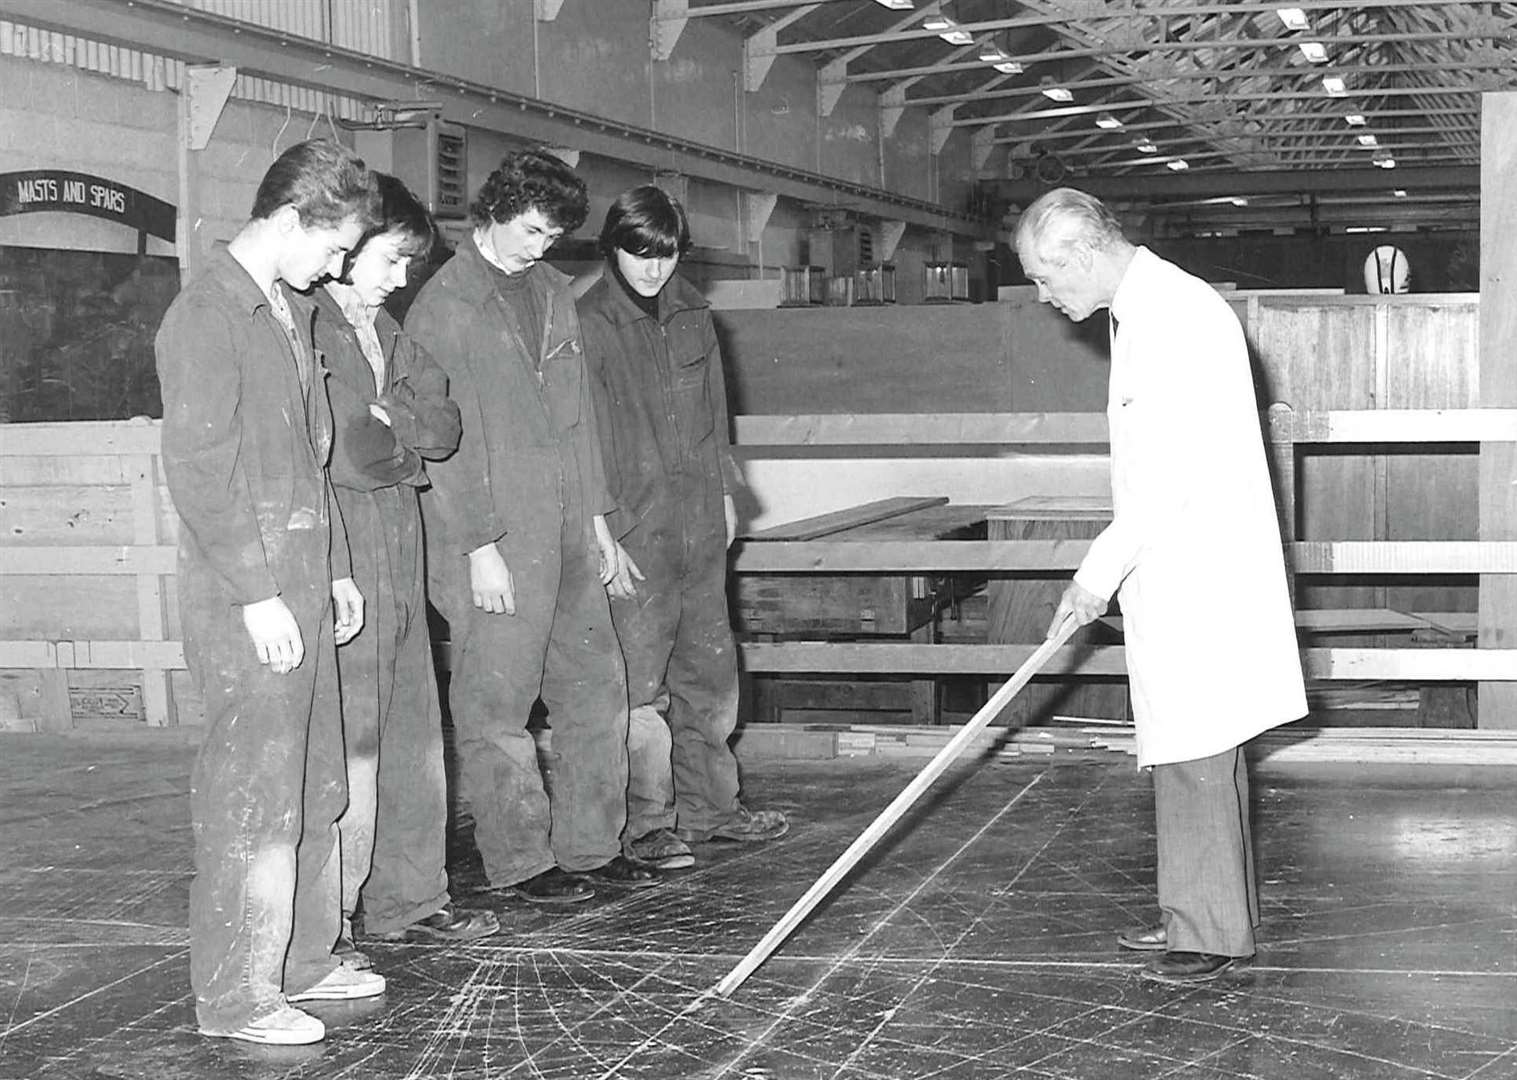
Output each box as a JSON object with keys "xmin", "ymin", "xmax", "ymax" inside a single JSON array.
[
  {"xmin": 578, "ymin": 269, "xmax": 744, "ymax": 840},
  {"xmin": 314, "ymin": 288, "xmax": 462, "ymax": 936},
  {"xmin": 156, "ymin": 245, "xmax": 348, "ymax": 1035},
  {"xmin": 407, "ymin": 240, "xmax": 628, "ymax": 887}
]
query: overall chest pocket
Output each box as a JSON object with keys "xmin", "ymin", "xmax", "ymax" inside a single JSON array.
[
  {"xmin": 541, "ymin": 337, "xmax": 584, "ymax": 430},
  {"xmin": 670, "ymin": 342, "xmax": 714, "ymax": 444}
]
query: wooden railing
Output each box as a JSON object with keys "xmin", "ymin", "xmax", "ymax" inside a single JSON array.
[{"xmin": 5, "ymin": 408, "xmax": 1517, "ymax": 728}]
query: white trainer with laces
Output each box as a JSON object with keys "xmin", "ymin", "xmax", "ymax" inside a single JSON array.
[
  {"xmin": 287, "ymin": 964, "xmax": 386, "ymax": 1002},
  {"xmin": 201, "ymin": 1004, "xmax": 325, "ymax": 1045}
]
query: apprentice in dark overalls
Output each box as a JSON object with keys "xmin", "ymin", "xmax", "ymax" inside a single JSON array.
[
  {"xmin": 407, "ymin": 149, "xmax": 655, "ymax": 903},
  {"xmin": 578, "ymin": 186, "xmax": 788, "ymax": 871},
  {"xmin": 314, "ymin": 173, "xmax": 498, "ymax": 955},
  {"xmin": 157, "ymin": 140, "xmax": 383, "ymax": 1046}
]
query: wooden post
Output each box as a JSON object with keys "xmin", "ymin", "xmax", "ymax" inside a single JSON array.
[
  {"xmin": 1266, "ymin": 403, "xmax": 1297, "ymax": 606},
  {"xmin": 1478, "ymin": 91, "xmax": 1517, "ymax": 729}
]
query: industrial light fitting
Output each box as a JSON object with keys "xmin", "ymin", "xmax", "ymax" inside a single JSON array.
[
  {"xmin": 1321, "ymin": 75, "xmax": 1347, "ymax": 96},
  {"xmin": 872, "ymin": 0, "xmax": 915, "ymax": 8},
  {"xmin": 1095, "ymin": 114, "xmax": 1123, "ymax": 129},
  {"xmin": 978, "ymin": 42, "xmax": 1007, "ymax": 61},
  {"xmin": 941, "ymin": 28, "xmax": 975, "ymax": 44},
  {"xmin": 1373, "ymin": 151, "xmax": 1396, "ymax": 168},
  {"xmin": 1345, "ymin": 113, "xmax": 1367, "ymax": 126},
  {"xmin": 1298, "ymin": 41, "xmax": 1328, "ymax": 63},
  {"xmin": 1276, "ymin": 7, "xmax": 1310, "ymax": 31},
  {"xmin": 1136, "ymin": 140, "xmax": 1159, "ymax": 153},
  {"xmin": 1393, "ymin": 188, "xmax": 1408, "ymax": 197},
  {"xmin": 1356, "ymin": 133, "xmax": 1379, "ymax": 147},
  {"xmin": 993, "ymin": 60, "xmax": 1024, "ymax": 74},
  {"xmin": 921, "ymin": 15, "xmax": 954, "ymax": 31},
  {"xmin": 1041, "ymin": 84, "xmax": 1075, "ymax": 103},
  {"xmin": 1166, "ymin": 159, "xmax": 1190, "ymax": 171},
  {"xmin": 1230, "ymin": 196, "xmax": 1249, "ymax": 206}
]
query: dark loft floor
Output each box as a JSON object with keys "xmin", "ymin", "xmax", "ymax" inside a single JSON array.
[{"xmin": 2, "ymin": 732, "xmax": 1516, "ymax": 1080}]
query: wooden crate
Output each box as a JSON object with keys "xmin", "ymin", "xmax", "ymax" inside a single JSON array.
[
  {"xmin": 733, "ymin": 574, "xmax": 939, "ymax": 636},
  {"xmin": 985, "ymin": 496, "xmax": 1129, "ymax": 726},
  {"xmin": 0, "ymin": 419, "xmax": 183, "ymax": 728}
]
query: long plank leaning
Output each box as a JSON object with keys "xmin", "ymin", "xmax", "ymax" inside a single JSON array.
[{"xmin": 712, "ymin": 613, "xmax": 1080, "ymax": 998}]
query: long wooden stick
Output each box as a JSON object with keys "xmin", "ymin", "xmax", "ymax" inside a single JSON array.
[{"xmin": 712, "ymin": 615, "xmax": 1081, "ymax": 997}]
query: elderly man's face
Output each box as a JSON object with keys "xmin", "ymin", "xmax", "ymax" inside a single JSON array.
[{"xmin": 1020, "ymin": 241, "xmax": 1104, "ymax": 322}]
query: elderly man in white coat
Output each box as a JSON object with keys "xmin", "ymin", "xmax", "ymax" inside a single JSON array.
[{"xmin": 1018, "ymin": 188, "xmax": 1307, "ymax": 986}]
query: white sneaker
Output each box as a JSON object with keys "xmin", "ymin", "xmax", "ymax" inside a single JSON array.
[
  {"xmin": 287, "ymin": 964, "xmax": 386, "ymax": 1002},
  {"xmin": 201, "ymin": 1004, "xmax": 325, "ymax": 1045}
]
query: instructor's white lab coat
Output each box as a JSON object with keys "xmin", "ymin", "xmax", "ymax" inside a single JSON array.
[{"xmin": 1073, "ymin": 247, "xmax": 1306, "ymax": 766}]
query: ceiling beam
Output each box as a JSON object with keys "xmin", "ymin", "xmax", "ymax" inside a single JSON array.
[
  {"xmin": 953, "ymin": 85, "xmax": 1485, "ymax": 128},
  {"xmin": 993, "ymin": 165, "xmax": 1478, "ymax": 202}
]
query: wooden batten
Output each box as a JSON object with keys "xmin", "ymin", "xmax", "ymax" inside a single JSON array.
[{"xmin": 1478, "ymin": 91, "xmax": 1517, "ymax": 729}]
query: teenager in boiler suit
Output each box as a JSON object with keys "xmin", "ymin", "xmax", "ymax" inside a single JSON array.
[{"xmin": 1017, "ymin": 187, "xmax": 1306, "ymax": 985}]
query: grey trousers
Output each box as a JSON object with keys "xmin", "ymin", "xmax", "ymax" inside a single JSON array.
[{"xmin": 1152, "ymin": 745, "xmax": 1258, "ymax": 958}]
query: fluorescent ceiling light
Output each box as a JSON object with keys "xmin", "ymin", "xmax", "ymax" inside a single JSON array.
[
  {"xmin": 1356, "ymin": 133, "xmax": 1378, "ymax": 147},
  {"xmin": 1298, "ymin": 41, "xmax": 1328, "ymax": 63},
  {"xmin": 1041, "ymin": 85, "xmax": 1074, "ymax": 102},
  {"xmin": 1136, "ymin": 140, "xmax": 1159, "ymax": 153},
  {"xmin": 1345, "ymin": 113, "xmax": 1367, "ymax": 126},
  {"xmin": 872, "ymin": 0, "xmax": 915, "ymax": 8},
  {"xmin": 1345, "ymin": 226, "xmax": 1388, "ymax": 233},
  {"xmin": 1276, "ymin": 7, "xmax": 1310, "ymax": 31},
  {"xmin": 1321, "ymin": 75, "xmax": 1347, "ymax": 96},
  {"xmin": 993, "ymin": 60, "xmax": 1024, "ymax": 74},
  {"xmin": 1393, "ymin": 188, "xmax": 1408, "ymax": 197},
  {"xmin": 1167, "ymin": 159, "xmax": 1190, "ymax": 171},
  {"xmin": 1095, "ymin": 114, "xmax": 1123, "ymax": 129}
]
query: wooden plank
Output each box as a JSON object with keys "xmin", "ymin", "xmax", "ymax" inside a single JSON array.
[
  {"xmin": 1285, "ymin": 408, "xmax": 1511, "ymax": 444},
  {"xmin": 0, "ymin": 485, "xmax": 138, "ymax": 545},
  {"xmin": 1479, "ymin": 92, "xmax": 1517, "ymax": 729},
  {"xmin": 733, "ymin": 539, "xmax": 1091, "ymax": 572},
  {"xmin": 0, "ymin": 578, "xmax": 143, "ymax": 638},
  {"xmin": 0, "ymin": 546, "xmax": 178, "ymax": 575},
  {"xmin": 733, "ymin": 413, "xmax": 1110, "ymax": 447},
  {"xmin": 735, "ymin": 408, "xmax": 1514, "ymax": 449},
  {"xmin": 1294, "ymin": 541, "xmax": 1517, "ymax": 574},
  {"xmin": 1097, "ymin": 610, "xmax": 1478, "ymax": 635},
  {"xmin": 737, "ymin": 642, "xmax": 1517, "ymax": 680},
  {"xmin": 0, "ymin": 639, "xmax": 185, "ymax": 669},
  {"xmin": 0, "ymin": 419, "xmax": 163, "ymax": 456},
  {"xmin": 742, "ymin": 497, "xmax": 947, "ymax": 541},
  {"xmin": 734, "ymin": 539, "xmax": 1517, "ymax": 574}
]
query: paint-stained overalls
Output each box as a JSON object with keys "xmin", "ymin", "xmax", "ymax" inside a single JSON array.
[
  {"xmin": 314, "ymin": 287, "xmax": 461, "ymax": 936},
  {"xmin": 406, "ymin": 239, "xmax": 628, "ymax": 887},
  {"xmin": 156, "ymin": 245, "xmax": 349, "ymax": 1035},
  {"xmin": 577, "ymin": 269, "xmax": 745, "ymax": 841}
]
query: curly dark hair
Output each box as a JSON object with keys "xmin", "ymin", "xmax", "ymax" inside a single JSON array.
[{"xmin": 469, "ymin": 148, "xmax": 589, "ymax": 234}]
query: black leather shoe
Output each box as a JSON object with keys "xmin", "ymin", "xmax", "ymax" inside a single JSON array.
[
  {"xmin": 1117, "ymin": 924, "xmax": 1168, "ymax": 952},
  {"xmin": 378, "ymin": 904, "xmax": 501, "ymax": 942},
  {"xmin": 1139, "ymin": 951, "xmax": 1248, "ymax": 985},
  {"xmin": 508, "ymin": 867, "xmax": 595, "ymax": 904},
  {"xmin": 576, "ymin": 855, "xmax": 660, "ymax": 889}
]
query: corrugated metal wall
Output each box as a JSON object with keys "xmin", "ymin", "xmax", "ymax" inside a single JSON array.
[{"xmin": 0, "ymin": 0, "xmax": 395, "ymax": 121}]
